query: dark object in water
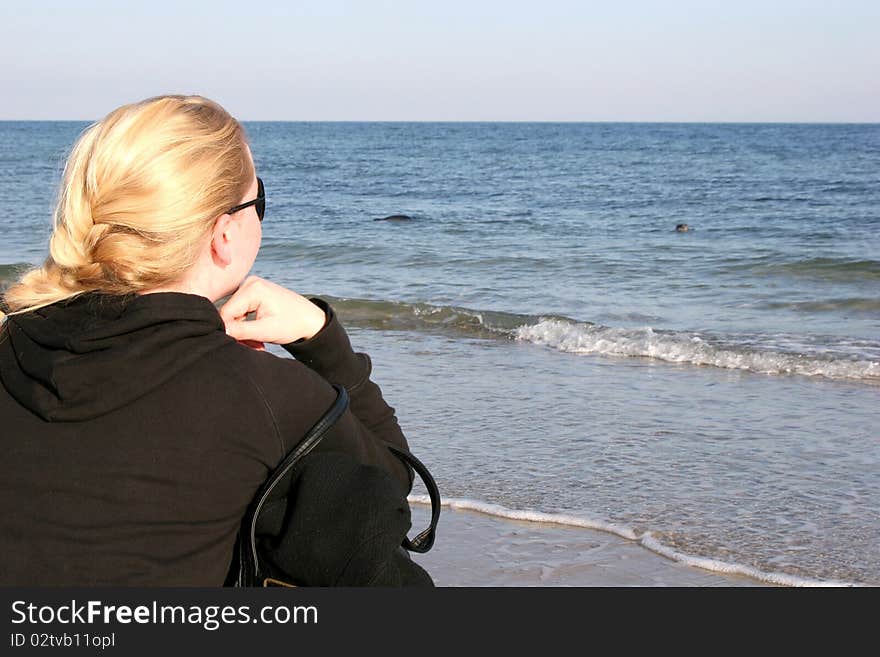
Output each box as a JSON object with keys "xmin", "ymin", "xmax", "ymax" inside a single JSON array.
[
  {"xmin": 675, "ymin": 223, "xmax": 690, "ymax": 232},
  {"xmin": 375, "ymin": 214, "xmax": 413, "ymax": 222}
]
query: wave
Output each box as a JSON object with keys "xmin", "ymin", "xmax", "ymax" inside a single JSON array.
[
  {"xmin": 749, "ymin": 196, "xmax": 815, "ymax": 203},
  {"xmin": 408, "ymin": 495, "xmax": 859, "ymax": 587},
  {"xmin": 513, "ymin": 319, "xmax": 880, "ymax": 381},
  {"xmin": 773, "ymin": 258, "xmax": 880, "ymax": 281},
  {"xmin": 763, "ymin": 298, "xmax": 880, "ymax": 313},
  {"xmin": 731, "ymin": 257, "xmax": 880, "ymax": 282},
  {"xmin": 822, "ymin": 182, "xmax": 869, "ymax": 194},
  {"xmin": 324, "ymin": 295, "xmax": 561, "ymax": 337},
  {"xmin": 324, "ymin": 295, "xmax": 880, "ymax": 383},
  {"xmin": 0, "ymin": 263, "xmax": 32, "ymax": 289}
]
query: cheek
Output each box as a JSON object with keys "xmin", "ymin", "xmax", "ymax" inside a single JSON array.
[{"xmin": 251, "ymin": 222, "xmax": 262, "ymax": 256}]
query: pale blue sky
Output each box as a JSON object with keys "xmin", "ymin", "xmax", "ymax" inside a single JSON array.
[{"xmin": 2, "ymin": 0, "xmax": 878, "ymax": 121}]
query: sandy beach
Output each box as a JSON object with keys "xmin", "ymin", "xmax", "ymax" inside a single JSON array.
[{"xmin": 409, "ymin": 503, "xmax": 768, "ymax": 587}]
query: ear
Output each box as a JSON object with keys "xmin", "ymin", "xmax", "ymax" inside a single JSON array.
[{"xmin": 210, "ymin": 213, "xmax": 236, "ymax": 266}]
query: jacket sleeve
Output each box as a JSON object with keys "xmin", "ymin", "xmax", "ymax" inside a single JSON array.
[{"xmin": 281, "ymin": 297, "xmax": 414, "ymax": 490}]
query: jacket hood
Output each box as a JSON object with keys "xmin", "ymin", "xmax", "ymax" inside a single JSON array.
[{"xmin": 0, "ymin": 291, "xmax": 230, "ymax": 422}]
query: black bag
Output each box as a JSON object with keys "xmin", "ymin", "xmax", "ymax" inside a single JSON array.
[{"xmin": 226, "ymin": 382, "xmax": 440, "ymax": 587}]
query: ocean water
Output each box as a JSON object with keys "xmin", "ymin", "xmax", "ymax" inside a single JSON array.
[{"xmin": 1, "ymin": 121, "xmax": 878, "ymax": 585}]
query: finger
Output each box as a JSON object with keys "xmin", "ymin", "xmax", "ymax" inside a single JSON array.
[
  {"xmin": 224, "ymin": 318, "xmax": 264, "ymax": 342},
  {"xmin": 219, "ymin": 285, "xmax": 261, "ymax": 324}
]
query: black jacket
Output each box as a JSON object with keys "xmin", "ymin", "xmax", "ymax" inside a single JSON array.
[{"xmin": 0, "ymin": 290, "xmax": 433, "ymax": 586}]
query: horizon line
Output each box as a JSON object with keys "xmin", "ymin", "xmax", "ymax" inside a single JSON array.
[{"xmin": 1, "ymin": 119, "xmax": 879, "ymax": 125}]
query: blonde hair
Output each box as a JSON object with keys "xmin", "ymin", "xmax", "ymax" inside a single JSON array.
[{"xmin": 0, "ymin": 94, "xmax": 253, "ymax": 326}]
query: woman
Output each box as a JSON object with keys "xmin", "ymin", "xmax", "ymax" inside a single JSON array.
[{"xmin": 0, "ymin": 94, "xmax": 434, "ymax": 586}]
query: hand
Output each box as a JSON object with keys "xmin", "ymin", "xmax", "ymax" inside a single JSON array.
[{"xmin": 219, "ymin": 276, "xmax": 328, "ymax": 347}]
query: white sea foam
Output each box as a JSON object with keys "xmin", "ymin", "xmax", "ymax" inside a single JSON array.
[
  {"xmin": 638, "ymin": 533, "xmax": 855, "ymax": 587},
  {"xmin": 328, "ymin": 295, "xmax": 880, "ymax": 382},
  {"xmin": 408, "ymin": 494, "xmax": 637, "ymax": 540},
  {"xmin": 409, "ymin": 495, "xmax": 860, "ymax": 587},
  {"xmin": 513, "ymin": 318, "xmax": 880, "ymax": 382}
]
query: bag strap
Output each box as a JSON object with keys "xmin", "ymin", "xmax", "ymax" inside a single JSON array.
[
  {"xmin": 245, "ymin": 383, "xmax": 350, "ymax": 581},
  {"xmin": 384, "ymin": 442, "xmax": 441, "ymax": 553},
  {"xmin": 234, "ymin": 383, "xmax": 441, "ymax": 585}
]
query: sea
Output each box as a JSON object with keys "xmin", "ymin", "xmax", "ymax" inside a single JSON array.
[{"xmin": 1, "ymin": 121, "xmax": 877, "ymax": 586}]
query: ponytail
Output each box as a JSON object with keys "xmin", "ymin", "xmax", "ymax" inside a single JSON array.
[{"xmin": 1, "ymin": 94, "xmax": 253, "ymax": 322}]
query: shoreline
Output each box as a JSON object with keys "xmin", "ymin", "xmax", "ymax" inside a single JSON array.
[{"xmin": 409, "ymin": 502, "xmax": 770, "ymax": 587}]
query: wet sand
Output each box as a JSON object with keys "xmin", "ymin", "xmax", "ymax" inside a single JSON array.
[{"xmin": 409, "ymin": 503, "xmax": 768, "ymax": 587}]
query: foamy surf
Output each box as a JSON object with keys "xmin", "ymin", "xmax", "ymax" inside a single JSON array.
[
  {"xmin": 637, "ymin": 533, "xmax": 855, "ymax": 587},
  {"xmin": 408, "ymin": 495, "xmax": 859, "ymax": 587},
  {"xmin": 317, "ymin": 295, "xmax": 880, "ymax": 383},
  {"xmin": 408, "ymin": 494, "xmax": 638, "ymax": 540},
  {"xmin": 513, "ymin": 319, "xmax": 880, "ymax": 382}
]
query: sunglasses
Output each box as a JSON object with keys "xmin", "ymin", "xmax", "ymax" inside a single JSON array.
[{"xmin": 226, "ymin": 177, "xmax": 265, "ymax": 221}]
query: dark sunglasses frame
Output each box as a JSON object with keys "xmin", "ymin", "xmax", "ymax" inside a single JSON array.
[{"xmin": 226, "ymin": 177, "xmax": 265, "ymax": 221}]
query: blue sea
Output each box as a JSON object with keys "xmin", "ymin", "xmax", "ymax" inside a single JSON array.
[{"xmin": 1, "ymin": 121, "xmax": 878, "ymax": 585}]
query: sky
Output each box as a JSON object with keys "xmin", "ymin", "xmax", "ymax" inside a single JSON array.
[{"xmin": 1, "ymin": 0, "xmax": 878, "ymax": 122}]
